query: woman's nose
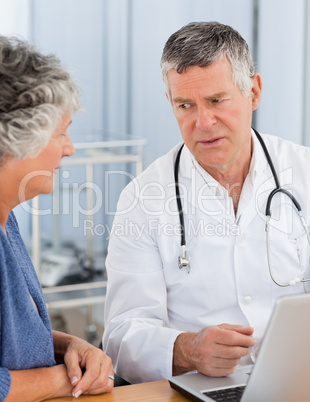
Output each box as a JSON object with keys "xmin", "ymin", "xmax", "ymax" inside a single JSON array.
[{"xmin": 63, "ymin": 134, "xmax": 75, "ymax": 157}]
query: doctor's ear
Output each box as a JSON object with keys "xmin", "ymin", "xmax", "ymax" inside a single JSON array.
[
  {"xmin": 165, "ymin": 92, "xmax": 170, "ymax": 102},
  {"xmin": 251, "ymin": 73, "xmax": 262, "ymax": 111}
]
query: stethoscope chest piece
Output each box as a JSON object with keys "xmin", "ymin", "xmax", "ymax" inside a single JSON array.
[{"xmin": 178, "ymin": 245, "xmax": 191, "ymax": 274}]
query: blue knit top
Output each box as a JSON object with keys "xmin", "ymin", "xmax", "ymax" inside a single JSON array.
[{"xmin": 0, "ymin": 212, "xmax": 55, "ymax": 401}]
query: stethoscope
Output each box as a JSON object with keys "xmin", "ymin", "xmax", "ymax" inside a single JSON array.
[{"xmin": 174, "ymin": 128, "xmax": 310, "ymax": 287}]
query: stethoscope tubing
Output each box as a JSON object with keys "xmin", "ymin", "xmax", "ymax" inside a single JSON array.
[
  {"xmin": 174, "ymin": 143, "xmax": 186, "ymax": 247},
  {"xmin": 254, "ymin": 129, "xmax": 302, "ymax": 215}
]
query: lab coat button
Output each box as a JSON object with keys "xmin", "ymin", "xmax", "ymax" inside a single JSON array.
[{"xmin": 243, "ymin": 296, "xmax": 253, "ymax": 305}]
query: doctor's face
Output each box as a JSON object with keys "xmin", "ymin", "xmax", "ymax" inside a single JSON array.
[{"xmin": 167, "ymin": 58, "xmax": 262, "ymax": 176}]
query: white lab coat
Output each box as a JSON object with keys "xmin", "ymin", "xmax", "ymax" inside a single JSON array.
[{"xmin": 103, "ymin": 131, "xmax": 310, "ymax": 384}]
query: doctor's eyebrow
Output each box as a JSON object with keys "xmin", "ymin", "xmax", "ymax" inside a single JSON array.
[
  {"xmin": 206, "ymin": 92, "xmax": 227, "ymax": 99},
  {"xmin": 172, "ymin": 92, "xmax": 228, "ymax": 104},
  {"xmin": 172, "ymin": 96, "xmax": 193, "ymax": 104}
]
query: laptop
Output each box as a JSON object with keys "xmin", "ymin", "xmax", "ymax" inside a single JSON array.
[{"xmin": 169, "ymin": 293, "xmax": 310, "ymax": 402}]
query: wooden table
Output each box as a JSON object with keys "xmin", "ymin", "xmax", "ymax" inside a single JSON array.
[{"xmin": 43, "ymin": 380, "xmax": 190, "ymax": 401}]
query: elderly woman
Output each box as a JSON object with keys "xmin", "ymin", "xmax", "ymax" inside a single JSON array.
[{"xmin": 0, "ymin": 36, "xmax": 113, "ymax": 401}]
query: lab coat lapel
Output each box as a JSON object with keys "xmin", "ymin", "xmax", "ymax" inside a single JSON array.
[
  {"xmin": 237, "ymin": 131, "xmax": 272, "ymax": 232},
  {"xmin": 237, "ymin": 167, "xmax": 272, "ymax": 233}
]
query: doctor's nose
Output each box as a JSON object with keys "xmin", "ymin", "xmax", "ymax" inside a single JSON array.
[{"xmin": 195, "ymin": 107, "xmax": 216, "ymax": 130}]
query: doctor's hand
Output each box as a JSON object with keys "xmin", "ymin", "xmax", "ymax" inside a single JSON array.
[
  {"xmin": 173, "ymin": 324, "xmax": 255, "ymax": 377},
  {"xmin": 53, "ymin": 331, "xmax": 114, "ymax": 398}
]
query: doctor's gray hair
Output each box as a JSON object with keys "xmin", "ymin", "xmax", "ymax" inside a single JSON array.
[
  {"xmin": 0, "ymin": 35, "xmax": 82, "ymax": 165},
  {"xmin": 160, "ymin": 21, "xmax": 255, "ymax": 98}
]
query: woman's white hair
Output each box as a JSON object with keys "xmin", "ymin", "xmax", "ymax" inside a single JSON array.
[
  {"xmin": 160, "ymin": 21, "xmax": 255, "ymax": 99},
  {"xmin": 0, "ymin": 36, "xmax": 82, "ymax": 165}
]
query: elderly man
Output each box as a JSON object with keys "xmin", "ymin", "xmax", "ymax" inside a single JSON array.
[{"xmin": 103, "ymin": 21, "xmax": 310, "ymax": 384}]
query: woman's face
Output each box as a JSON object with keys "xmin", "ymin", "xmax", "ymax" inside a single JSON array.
[{"xmin": 16, "ymin": 112, "xmax": 74, "ymax": 201}]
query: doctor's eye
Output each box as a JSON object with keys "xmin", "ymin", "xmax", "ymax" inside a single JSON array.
[
  {"xmin": 179, "ymin": 103, "xmax": 191, "ymax": 109},
  {"xmin": 212, "ymin": 98, "xmax": 224, "ymax": 104}
]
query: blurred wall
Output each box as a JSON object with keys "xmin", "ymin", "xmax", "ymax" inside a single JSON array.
[
  {"xmin": 0, "ymin": 0, "xmax": 309, "ymax": 250},
  {"xmin": 2, "ymin": 0, "xmax": 308, "ymax": 163}
]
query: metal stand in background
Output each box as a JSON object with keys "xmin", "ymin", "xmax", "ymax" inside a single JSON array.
[
  {"xmin": 43, "ymin": 281, "xmax": 107, "ymax": 344},
  {"xmin": 31, "ymin": 138, "xmax": 146, "ymax": 341}
]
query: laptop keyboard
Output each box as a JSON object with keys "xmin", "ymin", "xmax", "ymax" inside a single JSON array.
[{"xmin": 203, "ymin": 385, "xmax": 246, "ymax": 401}]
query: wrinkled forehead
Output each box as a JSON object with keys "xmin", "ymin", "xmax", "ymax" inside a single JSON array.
[{"xmin": 166, "ymin": 57, "xmax": 234, "ymax": 99}]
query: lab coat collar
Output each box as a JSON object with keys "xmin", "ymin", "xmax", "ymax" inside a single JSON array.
[
  {"xmin": 236, "ymin": 130, "xmax": 270, "ymax": 228},
  {"xmin": 250, "ymin": 128, "xmax": 269, "ymax": 181}
]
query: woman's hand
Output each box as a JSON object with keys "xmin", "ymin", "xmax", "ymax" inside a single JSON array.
[{"xmin": 53, "ymin": 330, "xmax": 114, "ymax": 398}]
